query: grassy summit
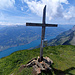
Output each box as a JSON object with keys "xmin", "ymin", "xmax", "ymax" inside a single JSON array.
[{"xmin": 0, "ymin": 45, "xmax": 75, "ymax": 75}]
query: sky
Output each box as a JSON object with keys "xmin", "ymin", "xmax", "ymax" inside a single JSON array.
[{"xmin": 0, "ymin": 0, "xmax": 75, "ymax": 25}]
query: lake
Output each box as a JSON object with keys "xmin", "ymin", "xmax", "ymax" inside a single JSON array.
[{"xmin": 0, "ymin": 36, "xmax": 56, "ymax": 58}]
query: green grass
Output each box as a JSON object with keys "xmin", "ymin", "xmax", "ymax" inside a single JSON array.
[{"xmin": 0, "ymin": 45, "xmax": 75, "ymax": 75}]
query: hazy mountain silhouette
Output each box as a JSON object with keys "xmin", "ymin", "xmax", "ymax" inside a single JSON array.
[{"xmin": 48, "ymin": 25, "xmax": 75, "ymax": 46}]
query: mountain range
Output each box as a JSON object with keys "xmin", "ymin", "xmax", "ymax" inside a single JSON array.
[
  {"xmin": 48, "ymin": 25, "xmax": 75, "ymax": 46},
  {"xmin": 0, "ymin": 25, "xmax": 65, "ymax": 51}
]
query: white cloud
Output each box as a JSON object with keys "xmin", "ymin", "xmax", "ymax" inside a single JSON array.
[
  {"xmin": 63, "ymin": 6, "xmax": 75, "ymax": 19},
  {"xmin": 60, "ymin": 0, "xmax": 69, "ymax": 4},
  {"xmin": 0, "ymin": 0, "xmax": 75, "ymax": 25},
  {"xmin": 27, "ymin": 1, "xmax": 44, "ymax": 16},
  {"xmin": 22, "ymin": 0, "xmax": 75, "ymax": 22},
  {"xmin": 0, "ymin": 0, "xmax": 15, "ymax": 9},
  {"xmin": 0, "ymin": 22, "xmax": 26, "ymax": 26},
  {"xmin": 0, "ymin": 13, "xmax": 40, "ymax": 25},
  {"xmin": 21, "ymin": 7, "xmax": 24, "ymax": 11},
  {"xmin": 22, "ymin": 0, "xmax": 69, "ymax": 20},
  {"xmin": 0, "ymin": 13, "xmax": 5, "ymax": 20}
]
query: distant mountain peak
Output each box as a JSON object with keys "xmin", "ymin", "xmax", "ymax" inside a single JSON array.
[
  {"xmin": 72, "ymin": 25, "xmax": 75, "ymax": 31},
  {"xmin": 48, "ymin": 25, "xmax": 75, "ymax": 46}
]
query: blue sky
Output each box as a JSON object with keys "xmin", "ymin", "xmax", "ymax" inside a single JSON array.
[{"xmin": 0, "ymin": 0, "xmax": 75, "ymax": 25}]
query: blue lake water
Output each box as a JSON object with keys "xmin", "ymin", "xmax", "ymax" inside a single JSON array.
[{"xmin": 0, "ymin": 36, "xmax": 56, "ymax": 58}]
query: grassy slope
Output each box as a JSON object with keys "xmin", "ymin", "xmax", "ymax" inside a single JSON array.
[{"xmin": 0, "ymin": 45, "xmax": 75, "ymax": 75}]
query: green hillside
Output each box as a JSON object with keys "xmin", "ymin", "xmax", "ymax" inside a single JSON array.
[{"xmin": 0, "ymin": 45, "xmax": 75, "ymax": 75}]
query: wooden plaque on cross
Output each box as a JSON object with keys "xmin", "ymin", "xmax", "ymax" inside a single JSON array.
[{"xmin": 26, "ymin": 5, "xmax": 58, "ymax": 61}]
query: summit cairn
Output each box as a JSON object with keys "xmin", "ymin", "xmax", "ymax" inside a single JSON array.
[{"xmin": 20, "ymin": 5, "xmax": 58, "ymax": 74}]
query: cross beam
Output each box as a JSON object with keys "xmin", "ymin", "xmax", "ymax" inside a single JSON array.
[
  {"xmin": 26, "ymin": 5, "xmax": 58, "ymax": 62},
  {"xmin": 26, "ymin": 23, "xmax": 57, "ymax": 27}
]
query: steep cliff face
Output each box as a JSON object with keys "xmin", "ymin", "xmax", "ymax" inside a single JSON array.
[
  {"xmin": 48, "ymin": 25, "xmax": 75, "ymax": 46},
  {"xmin": 67, "ymin": 31, "xmax": 75, "ymax": 45},
  {"xmin": 72, "ymin": 25, "xmax": 75, "ymax": 31}
]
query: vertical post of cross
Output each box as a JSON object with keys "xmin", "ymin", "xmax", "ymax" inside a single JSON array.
[
  {"xmin": 40, "ymin": 5, "xmax": 46, "ymax": 61},
  {"xmin": 26, "ymin": 5, "xmax": 58, "ymax": 62}
]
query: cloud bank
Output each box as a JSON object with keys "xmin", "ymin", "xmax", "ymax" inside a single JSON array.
[
  {"xmin": 0, "ymin": 0, "xmax": 75, "ymax": 25},
  {"xmin": 22, "ymin": 0, "xmax": 75, "ymax": 20},
  {"xmin": 0, "ymin": 0, "xmax": 15, "ymax": 9}
]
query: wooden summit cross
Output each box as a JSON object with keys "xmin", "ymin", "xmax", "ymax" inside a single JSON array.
[{"xmin": 26, "ymin": 5, "xmax": 58, "ymax": 62}]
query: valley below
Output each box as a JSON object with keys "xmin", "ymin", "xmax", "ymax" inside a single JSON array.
[{"xmin": 0, "ymin": 25, "xmax": 66, "ymax": 51}]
